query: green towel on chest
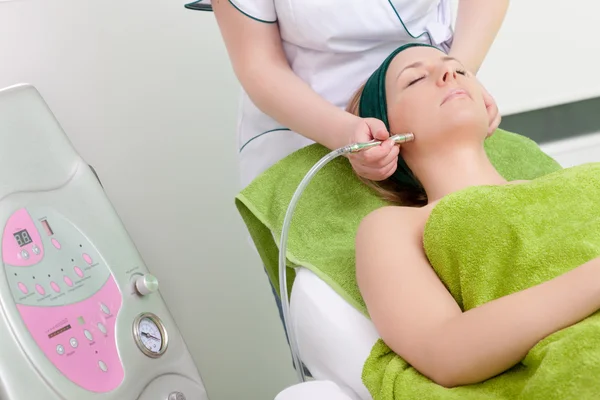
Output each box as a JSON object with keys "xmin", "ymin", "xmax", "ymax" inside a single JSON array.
[{"xmin": 364, "ymin": 162, "xmax": 600, "ymax": 399}]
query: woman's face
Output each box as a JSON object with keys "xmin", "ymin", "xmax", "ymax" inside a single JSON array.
[{"xmin": 385, "ymin": 46, "xmax": 489, "ymax": 146}]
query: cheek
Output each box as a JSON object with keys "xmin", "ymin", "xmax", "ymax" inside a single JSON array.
[
  {"xmin": 468, "ymin": 84, "xmax": 488, "ymax": 109},
  {"xmin": 388, "ymin": 98, "xmax": 440, "ymax": 136},
  {"xmin": 438, "ymin": 97, "xmax": 490, "ymax": 135}
]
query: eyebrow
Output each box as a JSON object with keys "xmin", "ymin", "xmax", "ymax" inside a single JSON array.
[{"xmin": 396, "ymin": 56, "xmax": 461, "ymax": 79}]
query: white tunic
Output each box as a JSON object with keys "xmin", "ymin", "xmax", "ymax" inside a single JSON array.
[{"xmin": 209, "ymin": 0, "xmax": 455, "ymax": 188}]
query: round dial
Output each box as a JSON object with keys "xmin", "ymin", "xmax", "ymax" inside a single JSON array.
[
  {"xmin": 133, "ymin": 313, "xmax": 168, "ymax": 358},
  {"xmin": 139, "ymin": 317, "xmax": 162, "ymax": 352}
]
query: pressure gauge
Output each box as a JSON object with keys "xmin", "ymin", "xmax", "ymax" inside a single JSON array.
[{"xmin": 133, "ymin": 313, "xmax": 168, "ymax": 358}]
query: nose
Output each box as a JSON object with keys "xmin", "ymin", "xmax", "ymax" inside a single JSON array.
[{"xmin": 436, "ymin": 63, "xmax": 457, "ymax": 86}]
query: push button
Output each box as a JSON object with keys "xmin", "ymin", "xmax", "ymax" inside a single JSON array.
[
  {"xmin": 97, "ymin": 323, "xmax": 107, "ymax": 334},
  {"xmin": 100, "ymin": 303, "xmax": 110, "ymax": 315},
  {"xmin": 98, "ymin": 360, "xmax": 107, "ymax": 372},
  {"xmin": 64, "ymin": 276, "xmax": 73, "ymax": 287},
  {"xmin": 56, "ymin": 345, "xmax": 65, "ymax": 355},
  {"xmin": 74, "ymin": 266, "xmax": 84, "ymax": 278},
  {"xmin": 84, "ymin": 330, "xmax": 93, "ymax": 341},
  {"xmin": 51, "ymin": 238, "xmax": 61, "ymax": 249},
  {"xmin": 19, "ymin": 250, "xmax": 29, "ymax": 260},
  {"xmin": 35, "ymin": 284, "xmax": 45, "ymax": 295},
  {"xmin": 82, "ymin": 253, "xmax": 92, "ymax": 265},
  {"xmin": 17, "ymin": 282, "xmax": 28, "ymax": 294},
  {"xmin": 70, "ymin": 338, "xmax": 78, "ymax": 348},
  {"xmin": 50, "ymin": 282, "xmax": 60, "ymax": 293},
  {"xmin": 32, "ymin": 244, "xmax": 40, "ymax": 255}
]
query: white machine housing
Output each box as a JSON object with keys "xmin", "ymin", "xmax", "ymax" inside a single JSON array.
[{"xmin": 0, "ymin": 83, "xmax": 208, "ymax": 400}]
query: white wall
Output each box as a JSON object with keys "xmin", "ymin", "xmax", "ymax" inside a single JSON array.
[
  {"xmin": 541, "ymin": 132, "xmax": 600, "ymax": 167},
  {"xmin": 0, "ymin": 0, "xmax": 297, "ymax": 399},
  {"xmin": 469, "ymin": 0, "xmax": 600, "ymax": 116}
]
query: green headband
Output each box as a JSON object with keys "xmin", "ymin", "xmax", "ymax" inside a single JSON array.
[{"xmin": 358, "ymin": 42, "xmax": 441, "ymax": 190}]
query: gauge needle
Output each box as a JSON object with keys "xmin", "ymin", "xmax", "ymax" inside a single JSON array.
[{"xmin": 141, "ymin": 332, "xmax": 160, "ymax": 341}]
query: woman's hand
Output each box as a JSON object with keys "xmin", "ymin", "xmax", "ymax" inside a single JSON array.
[
  {"xmin": 347, "ymin": 118, "xmax": 400, "ymax": 181},
  {"xmin": 482, "ymin": 86, "xmax": 501, "ymax": 136},
  {"xmin": 446, "ymin": 0, "xmax": 509, "ymax": 136}
]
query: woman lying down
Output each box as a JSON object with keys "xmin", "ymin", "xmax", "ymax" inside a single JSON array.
[{"xmin": 352, "ymin": 43, "xmax": 600, "ymax": 398}]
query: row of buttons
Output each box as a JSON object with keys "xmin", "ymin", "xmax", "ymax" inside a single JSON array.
[
  {"xmin": 17, "ymin": 263, "xmax": 90, "ymax": 295},
  {"xmin": 17, "ymin": 268, "xmax": 80, "ymax": 295},
  {"xmin": 55, "ymin": 323, "xmax": 107, "ymax": 355}
]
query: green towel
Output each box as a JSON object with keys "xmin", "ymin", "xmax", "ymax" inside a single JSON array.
[
  {"xmin": 235, "ymin": 129, "xmax": 561, "ymax": 317},
  {"xmin": 363, "ymin": 162, "xmax": 600, "ymax": 399}
]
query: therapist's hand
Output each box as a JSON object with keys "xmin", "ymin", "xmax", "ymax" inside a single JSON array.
[
  {"xmin": 481, "ymin": 85, "xmax": 501, "ymax": 136},
  {"xmin": 347, "ymin": 117, "xmax": 400, "ymax": 181}
]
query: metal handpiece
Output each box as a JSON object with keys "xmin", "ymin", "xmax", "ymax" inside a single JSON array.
[{"xmin": 347, "ymin": 133, "xmax": 415, "ymax": 153}]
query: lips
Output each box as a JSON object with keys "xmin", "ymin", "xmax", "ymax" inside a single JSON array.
[{"xmin": 442, "ymin": 88, "xmax": 470, "ymax": 105}]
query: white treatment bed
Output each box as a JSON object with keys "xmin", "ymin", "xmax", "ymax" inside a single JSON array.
[{"xmin": 275, "ymin": 267, "xmax": 381, "ymax": 400}]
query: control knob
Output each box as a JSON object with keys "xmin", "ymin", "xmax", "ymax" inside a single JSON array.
[{"xmin": 134, "ymin": 274, "xmax": 159, "ymax": 296}]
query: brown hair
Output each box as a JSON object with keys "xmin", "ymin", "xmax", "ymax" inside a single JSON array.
[{"xmin": 346, "ymin": 85, "xmax": 428, "ymax": 207}]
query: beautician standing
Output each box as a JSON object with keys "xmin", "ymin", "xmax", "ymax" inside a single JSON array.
[
  {"xmin": 209, "ymin": 0, "xmax": 509, "ymax": 325},
  {"xmin": 211, "ymin": 0, "xmax": 509, "ymax": 187}
]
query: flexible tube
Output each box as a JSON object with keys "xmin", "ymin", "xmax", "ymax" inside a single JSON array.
[
  {"xmin": 278, "ymin": 133, "xmax": 414, "ymax": 383},
  {"xmin": 278, "ymin": 147, "xmax": 345, "ymax": 382}
]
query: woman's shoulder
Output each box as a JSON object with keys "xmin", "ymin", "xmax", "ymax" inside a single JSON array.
[
  {"xmin": 357, "ymin": 205, "xmax": 430, "ymax": 239},
  {"xmin": 355, "ymin": 205, "xmax": 433, "ymax": 277}
]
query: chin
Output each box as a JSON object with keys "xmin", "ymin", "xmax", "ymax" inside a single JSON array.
[{"xmin": 441, "ymin": 108, "xmax": 488, "ymax": 135}]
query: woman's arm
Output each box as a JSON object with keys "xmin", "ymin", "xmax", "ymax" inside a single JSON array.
[
  {"xmin": 448, "ymin": 0, "xmax": 510, "ymax": 74},
  {"xmin": 356, "ymin": 206, "xmax": 600, "ymax": 388},
  {"xmin": 212, "ymin": 1, "xmax": 357, "ymax": 150}
]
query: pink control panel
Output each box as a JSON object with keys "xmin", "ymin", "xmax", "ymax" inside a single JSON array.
[
  {"xmin": 2, "ymin": 207, "xmax": 124, "ymax": 393},
  {"xmin": 17, "ymin": 277, "xmax": 123, "ymax": 392}
]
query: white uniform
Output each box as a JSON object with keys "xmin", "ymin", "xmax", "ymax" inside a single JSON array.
[{"xmin": 212, "ymin": 0, "xmax": 454, "ymax": 187}]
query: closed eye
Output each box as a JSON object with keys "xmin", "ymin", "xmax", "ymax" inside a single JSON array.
[
  {"xmin": 407, "ymin": 75, "xmax": 425, "ymax": 87},
  {"xmin": 407, "ymin": 69, "xmax": 467, "ymax": 87}
]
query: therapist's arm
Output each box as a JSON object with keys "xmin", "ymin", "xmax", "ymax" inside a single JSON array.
[
  {"xmin": 212, "ymin": 1, "xmax": 358, "ymax": 151},
  {"xmin": 449, "ymin": 0, "xmax": 510, "ymax": 74}
]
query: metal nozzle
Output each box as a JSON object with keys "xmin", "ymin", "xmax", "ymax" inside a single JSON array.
[
  {"xmin": 391, "ymin": 132, "xmax": 414, "ymax": 143},
  {"xmin": 347, "ymin": 132, "xmax": 415, "ymax": 153}
]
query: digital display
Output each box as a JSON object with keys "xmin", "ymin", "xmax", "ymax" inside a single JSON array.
[
  {"xmin": 48, "ymin": 324, "xmax": 71, "ymax": 339},
  {"xmin": 13, "ymin": 229, "xmax": 32, "ymax": 247}
]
